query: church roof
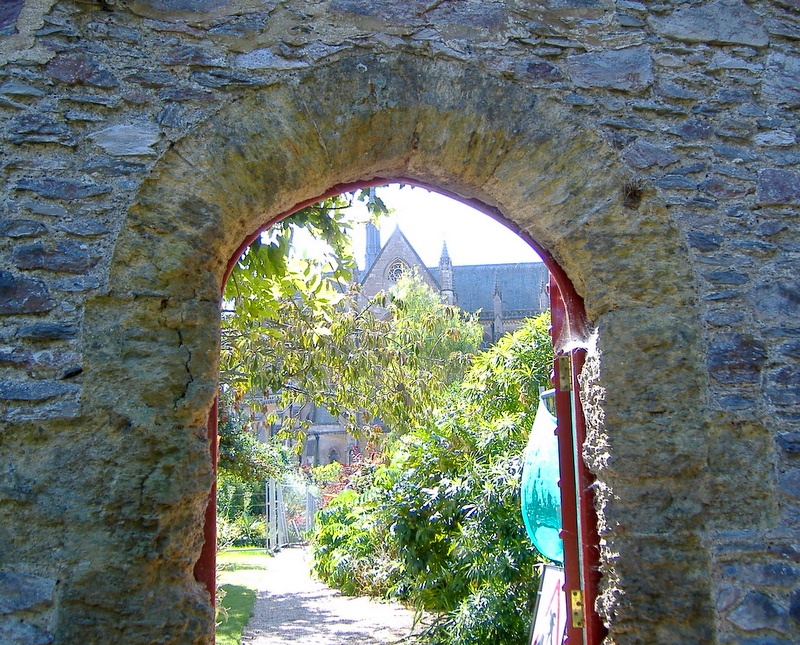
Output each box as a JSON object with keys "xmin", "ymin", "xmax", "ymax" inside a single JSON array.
[
  {"xmin": 357, "ymin": 223, "xmax": 546, "ymax": 318},
  {"xmin": 430, "ymin": 262, "xmax": 547, "ymax": 315}
]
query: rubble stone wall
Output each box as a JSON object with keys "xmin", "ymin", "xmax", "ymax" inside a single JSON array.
[{"xmin": 0, "ymin": 1, "xmax": 798, "ymax": 643}]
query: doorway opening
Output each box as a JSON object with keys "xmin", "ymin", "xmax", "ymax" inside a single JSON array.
[{"xmin": 207, "ymin": 181, "xmax": 604, "ymax": 644}]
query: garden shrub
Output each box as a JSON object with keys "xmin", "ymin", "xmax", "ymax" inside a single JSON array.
[{"xmin": 311, "ymin": 313, "xmax": 553, "ymax": 644}]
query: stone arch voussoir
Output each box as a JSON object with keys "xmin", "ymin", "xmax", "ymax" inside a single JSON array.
[{"xmin": 85, "ymin": 51, "xmax": 709, "ymax": 640}]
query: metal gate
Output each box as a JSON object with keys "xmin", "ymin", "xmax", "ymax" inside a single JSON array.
[{"xmin": 265, "ymin": 478, "xmax": 319, "ymax": 551}]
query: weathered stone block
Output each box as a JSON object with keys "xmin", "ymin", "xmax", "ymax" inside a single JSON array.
[
  {"xmin": 0, "ymin": 571, "xmax": 55, "ymax": 613},
  {"xmin": 428, "ymin": 1, "xmax": 508, "ymax": 31},
  {"xmin": 156, "ymin": 103, "xmax": 185, "ymax": 128},
  {"xmin": 0, "ymin": 380, "xmax": 79, "ymax": 402},
  {"xmin": 16, "ymin": 323, "xmax": 77, "ymax": 340},
  {"xmin": 54, "ymin": 276, "xmax": 101, "ymax": 293},
  {"xmin": 709, "ymin": 52, "xmax": 763, "ymax": 72},
  {"xmin": 728, "ymin": 591, "xmax": 791, "ymax": 634},
  {"xmin": 12, "ymin": 241, "xmax": 101, "ymax": 274},
  {"xmin": 0, "ymin": 347, "xmax": 31, "ymax": 367},
  {"xmin": 675, "ymin": 117, "xmax": 714, "ymax": 140},
  {"xmin": 623, "ymin": 140, "xmax": 679, "ymax": 169},
  {"xmin": 781, "ymin": 469, "xmax": 800, "ymax": 501},
  {"xmin": 686, "ymin": 230, "xmax": 723, "ymax": 251},
  {"xmin": 651, "ymin": 0, "xmax": 768, "ymax": 46},
  {"xmin": 234, "ymin": 49, "xmax": 309, "ymax": 70},
  {"xmin": 0, "ymin": 272, "xmax": 54, "ymax": 315},
  {"xmin": 565, "ymin": 45, "xmax": 653, "ymax": 93},
  {"xmin": 749, "ymin": 280, "xmax": 800, "ymax": 323},
  {"xmin": 55, "ymin": 219, "xmax": 110, "ymax": 237},
  {"xmin": 46, "ymin": 54, "xmax": 119, "ymax": 89},
  {"xmin": 723, "ymin": 562, "xmax": 800, "ymax": 588},
  {"xmin": 88, "ymin": 123, "xmax": 161, "ymax": 156},
  {"xmin": 126, "ymin": 70, "xmax": 176, "ymax": 88},
  {"xmin": 0, "ymin": 0, "xmax": 23, "ymax": 35},
  {"xmin": 0, "ymin": 220, "xmax": 47, "ymax": 238},
  {"xmin": 16, "ymin": 179, "xmax": 111, "ymax": 201},
  {"xmin": 704, "ymin": 270, "xmax": 750, "ymax": 286},
  {"xmin": 330, "ymin": 0, "xmax": 428, "ymax": 21},
  {"xmin": 757, "ymin": 168, "xmax": 800, "ymax": 204},
  {"xmin": 701, "ymin": 176, "xmax": 750, "ymax": 199},
  {"xmin": 137, "ymin": 0, "xmax": 230, "ymax": 10},
  {"xmin": 708, "ymin": 333, "xmax": 767, "ymax": 384},
  {"xmin": 81, "ymin": 158, "xmax": 148, "ymax": 176},
  {"xmin": 777, "ymin": 432, "xmax": 800, "ymax": 455},
  {"xmin": 207, "ymin": 12, "xmax": 271, "ymax": 38},
  {"xmin": 655, "ymin": 174, "xmax": 695, "ymax": 189},
  {"xmin": 755, "ymin": 130, "xmax": 797, "ymax": 147},
  {"xmin": 7, "ymin": 114, "xmax": 74, "ymax": 146},
  {"xmin": 82, "ymin": 295, "xmax": 220, "ymax": 427},
  {"xmin": 763, "ymin": 53, "xmax": 800, "ymax": 108},
  {"xmin": 18, "ymin": 202, "xmax": 68, "ymax": 218},
  {"xmin": 161, "ymin": 45, "xmax": 226, "ymax": 68},
  {"xmin": 190, "ymin": 69, "xmax": 269, "ymax": 88}
]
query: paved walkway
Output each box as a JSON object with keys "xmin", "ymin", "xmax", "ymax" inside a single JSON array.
[{"xmin": 242, "ymin": 547, "xmax": 423, "ymax": 644}]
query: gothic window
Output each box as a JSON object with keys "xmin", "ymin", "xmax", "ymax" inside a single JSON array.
[{"xmin": 387, "ymin": 260, "xmax": 407, "ymax": 283}]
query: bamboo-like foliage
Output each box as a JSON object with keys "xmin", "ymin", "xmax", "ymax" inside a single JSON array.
[{"xmin": 311, "ymin": 313, "xmax": 554, "ymax": 645}]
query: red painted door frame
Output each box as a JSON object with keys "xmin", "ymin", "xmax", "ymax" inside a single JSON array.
[
  {"xmin": 193, "ymin": 179, "xmax": 604, "ymax": 645},
  {"xmin": 193, "ymin": 398, "xmax": 218, "ymax": 602},
  {"xmin": 550, "ymin": 275, "xmax": 605, "ymax": 644}
]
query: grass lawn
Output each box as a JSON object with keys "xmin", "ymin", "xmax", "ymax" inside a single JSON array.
[{"xmin": 216, "ymin": 549, "xmax": 273, "ymax": 645}]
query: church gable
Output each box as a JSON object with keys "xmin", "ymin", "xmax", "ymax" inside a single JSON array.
[{"xmin": 359, "ymin": 226, "xmax": 440, "ymax": 299}]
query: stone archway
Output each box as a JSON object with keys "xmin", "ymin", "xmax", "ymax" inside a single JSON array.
[{"xmin": 82, "ymin": 52, "xmax": 708, "ymax": 642}]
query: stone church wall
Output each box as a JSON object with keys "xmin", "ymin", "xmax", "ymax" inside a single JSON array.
[{"xmin": 0, "ymin": 1, "xmax": 798, "ymax": 643}]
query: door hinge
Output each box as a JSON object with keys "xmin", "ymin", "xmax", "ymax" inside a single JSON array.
[
  {"xmin": 570, "ymin": 589, "xmax": 585, "ymax": 628},
  {"xmin": 557, "ymin": 355, "xmax": 572, "ymax": 392}
]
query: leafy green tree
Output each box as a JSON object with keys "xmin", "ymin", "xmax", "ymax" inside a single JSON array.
[
  {"xmin": 219, "ymin": 189, "xmax": 384, "ymax": 480},
  {"xmin": 221, "ymin": 191, "xmax": 374, "ymax": 396},
  {"xmin": 223, "ymin": 266, "xmax": 482, "ymax": 445},
  {"xmin": 217, "ymin": 390, "xmax": 294, "ymax": 482},
  {"xmin": 219, "ymin": 186, "xmax": 483, "ymax": 480}
]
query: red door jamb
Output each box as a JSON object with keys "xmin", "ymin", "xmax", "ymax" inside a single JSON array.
[
  {"xmin": 551, "ymin": 277, "xmax": 583, "ymax": 644},
  {"xmin": 550, "ymin": 275, "xmax": 605, "ymax": 644},
  {"xmin": 194, "ymin": 399, "xmax": 218, "ymax": 604}
]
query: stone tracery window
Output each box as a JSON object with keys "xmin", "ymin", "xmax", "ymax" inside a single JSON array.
[{"xmin": 387, "ymin": 260, "xmax": 407, "ymax": 282}]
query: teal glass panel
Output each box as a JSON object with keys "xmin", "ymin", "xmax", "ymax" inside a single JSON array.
[{"xmin": 521, "ymin": 392, "xmax": 563, "ymax": 564}]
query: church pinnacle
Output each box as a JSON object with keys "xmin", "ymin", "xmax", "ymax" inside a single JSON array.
[
  {"xmin": 439, "ymin": 240, "xmax": 451, "ymax": 265},
  {"xmin": 365, "ymin": 221, "xmax": 381, "ymax": 272},
  {"xmin": 439, "ymin": 240, "xmax": 454, "ymax": 304}
]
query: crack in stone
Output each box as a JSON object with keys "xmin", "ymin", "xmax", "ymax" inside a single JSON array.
[
  {"xmin": 174, "ymin": 327, "xmax": 193, "ymax": 410},
  {"xmin": 298, "ymin": 95, "xmax": 332, "ymax": 169}
]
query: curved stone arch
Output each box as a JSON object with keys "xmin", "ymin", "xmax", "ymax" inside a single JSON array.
[{"xmin": 83, "ymin": 52, "xmax": 709, "ymax": 641}]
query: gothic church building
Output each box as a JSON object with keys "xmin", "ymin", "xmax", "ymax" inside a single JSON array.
[
  {"xmin": 296, "ymin": 223, "xmax": 550, "ymax": 466},
  {"xmin": 359, "ymin": 223, "xmax": 549, "ymax": 346}
]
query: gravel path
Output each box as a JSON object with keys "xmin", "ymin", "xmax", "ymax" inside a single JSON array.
[{"xmin": 242, "ymin": 546, "xmax": 422, "ymax": 644}]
